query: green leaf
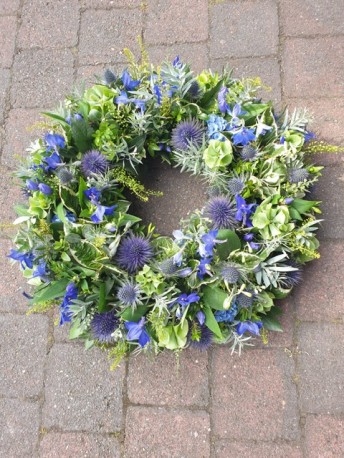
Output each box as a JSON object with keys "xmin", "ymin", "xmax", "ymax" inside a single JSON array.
[
  {"xmin": 288, "ymin": 207, "xmax": 302, "ymax": 221},
  {"xmin": 71, "ymin": 118, "xmax": 94, "ymax": 153},
  {"xmin": 216, "ymin": 229, "xmax": 241, "ymax": 260},
  {"xmin": 241, "ymin": 103, "xmax": 270, "ymax": 121},
  {"xmin": 42, "ymin": 111, "xmax": 70, "ymax": 127},
  {"xmin": 203, "ymin": 286, "xmax": 228, "ymax": 310},
  {"xmin": 78, "ymin": 176, "xmax": 88, "ymax": 207},
  {"xmin": 121, "ymin": 306, "xmax": 147, "ymax": 322},
  {"xmin": 261, "ymin": 307, "xmax": 283, "ymax": 332},
  {"xmin": 30, "ymin": 278, "xmax": 70, "ymax": 305},
  {"xmin": 56, "ymin": 202, "xmax": 67, "ymax": 224},
  {"xmin": 198, "ymin": 79, "xmax": 223, "ymax": 109},
  {"xmin": 204, "ymin": 304, "xmax": 223, "ymax": 338},
  {"xmin": 97, "ymin": 282, "xmax": 107, "ymax": 312},
  {"xmin": 69, "ymin": 320, "xmax": 83, "ymax": 339},
  {"xmin": 290, "ymin": 198, "xmax": 320, "ymax": 215}
]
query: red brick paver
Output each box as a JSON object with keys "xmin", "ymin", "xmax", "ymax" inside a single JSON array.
[{"xmin": 0, "ymin": 1, "xmax": 343, "ymax": 456}]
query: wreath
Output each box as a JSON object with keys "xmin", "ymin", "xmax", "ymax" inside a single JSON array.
[{"xmin": 9, "ymin": 51, "xmax": 324, "ymax": 368}]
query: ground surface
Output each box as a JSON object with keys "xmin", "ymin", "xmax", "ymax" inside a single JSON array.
[{"xmin": 0, "ymin": 1, "xmax": 344, "ymax": 457}]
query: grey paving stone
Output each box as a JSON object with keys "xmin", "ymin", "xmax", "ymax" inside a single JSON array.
[
  {"xmin": 81, "ymin": 0, "xmax": 140, "ymax": 6},
  {"xmin": 0, "ymin": 239, "xmax": 30, "ymax": 313},
  {"xmin": 211, "ymin": 348, "xmax": 300, "ymax": 441},
  {"xmin": 304, "ymin": 415, "xmax": 344, "ymax": 457},
  {"xmin": 280, "ymin": 0, "xmax": 344, "ymax": 37},
  {"xmin": 42, "ymin": 344, "xmax": 125, "ymax": 432},
  {"xmin": 76, "ymin": 63, "xmax": 125, "ymax": 89},
  {"xmin": 79, "ymin": 9, "xmax": 142, "ymax": 65},
  {"xmin": 11, "ymin": 48, "xmax": 74, "ymax": 108},
  {"xmin": 209, "ymin": 1, "xmax": 279, "ymax": 59},
  {"xmin": 18, "ymin": 0, "xmax": 79, "ymax": 49},
  {"xmin": 0, "ymin": 68, "xmax": 10, "ymax": 123},
  {"xmin": 309, "ymin": 164, "xmax": 344, "ymax": 239},
  {"xmin": 0, "ymin": 16, "xmax": 17, "ymax": 68},
  {"xmin": 2, "ymin": 108, "xmax": 46, "ymax": 169},
  {"xmin": 130, "ymin": 159, "xmax": 207, "ymax": 236},
  {"xmin": 127, "ymin": 348, "xmax": 209, "ymax": 407},
  {"xmin": 211, "ymin": 56, "xmax": 281, "ymax": 107},
  {"xmin": 297, "ymin": 323, "xmax": 344, "ymax": 414},
  {"xmin": 294, "ymin": 241, "xmax": 344, "ymax": 322},
  {"xmin": 40, "ymin": 432, "xmax": 121, "ymax": 458},
  {"xmin": 144, "ymin": 0, "xmax": 208, "ymax": 46},
  {"xmin": 125, "ymin": 406, "xmax": 211, "ymax": 458},
  {"xmin": 147, "ymin": 43, "xmax": 209, "ymax": 74},
  {"xmin": 282, "ymin": 37, "xmax": 344, "ymax": 98},
  {"xmin": 0, "ymin": 398, "xmax": 40, "ymax": 458},
  {"xmin": 214, "ymin": 440, "xmax": 302, "ymax": 458},
  {"xmin": 0, "ymin": 0, "xmax": 21, "ymax": 14},
  {"xmin": 0, "ymin": 313, "xmax": 49, "ymax": 397},
  {"xmin": 0, "ymin": 165, "xmax": 27, "ymax": 236}
]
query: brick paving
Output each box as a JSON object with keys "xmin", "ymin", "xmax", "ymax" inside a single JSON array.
[{"xmin": 0, "ymin": 1, "xmax": 343, "ymax": 456}]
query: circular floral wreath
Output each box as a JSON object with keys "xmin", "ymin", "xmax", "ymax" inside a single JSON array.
[{"xmin": 9, "ymin": 52, "xmax": 323, "ymax": 367}]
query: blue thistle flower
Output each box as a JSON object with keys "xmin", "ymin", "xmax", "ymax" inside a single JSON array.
[
  {"xmin": 236, "ymin": 290, "xmax": 255, "ymax": 308},
  {"xmin": 117, "ymin": 281, "xmax": 141, "ymax": 307},
  {"xmin": 116, "ymin": 235, "xmax": 153, "ymax": 273},
  {"xmin": 240, "ymin": 145, "xmax": 258, "ymax": 161},
  {"xmin": 81, "ymin": 150, "xmax": 109, "ymax": 177},
  {"xmin": 56, "ymin": 167, "xmax": 73, "ymax": 184},
  {"xmin": 158, "ymin": 258, "xmax": 179, "ymax": 276},
  {"xmin": 171, "ymin": 118, "xmax": 204, "ymax": 151},
  {"xmin": 187, "ymin": 81, "xmax": 202, "ymax": 100},
  {"xmin": 206, "ymin": 196, "xmax": 237, "ymax": 229},
  {"xmin": 288, "ymin": 167, "xmax": 310, "ymax": 183},
  {"xmin": 221, "ymin": 264, "xmax": 241, "ymax": 284},
  {"xmin": 190, "ymin": 324, "xmax": 213, "ymax": 351},
  {"xmin": 280, "ymin": 261, "xmax": 303, "ymax": 288},
  {"xmin": 103, "ymin": 69, "xmax": 116, "ymax": 85},
  {"xmin": 227, "ymin": 177, "xmax": 245, "ymax": 196},
  {"xmin": 90, "ymin": 311, "xmax": 119, "ymax": 343}
]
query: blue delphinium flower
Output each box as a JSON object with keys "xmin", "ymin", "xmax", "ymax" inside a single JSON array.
[
  {"xmin": 91, "ymin": 311, "xmax": 119, "ymax": 343},
  {"xmin": 218, "ymin": 86, "xmax": 229, "ymax": 113},
  {"xmin": 232, "ymin": 127, "xmax": 256, "ymax": 146},
  {"xmin": 32, "ymin": 260, "xmax": 49, "ymax": 281},
  {"xmin": 215, "ymin": 304, "xmax": 238, "ymax": 323},
  {"xmin": 8, "ymin": 249, "xmax": 35, "ymax": 269},
  {"xmin": 26, "ymin": 180, "xmax": 39, "ymax": 191},
  {"xmin": 45, "ymin": 133, "xmax": 65, "ymax": 151},
  {"xmin": 51, "ymin": 211, "xmax": 76, "ymax": 223},
  {"xmin": 196, "ymin": 311, "xmax": 205, "ymax": 325},
  {"xmin": 235, "ymin": 195, "xmax": 256, "ymax": 227},
  {"xmin": 59, "ymin": 282, "xmax": 78, "ymax": 326},
  {"xmin": 206, "ymin": 114, "xmax": 231, "ymax": 141},
  {"xmin": 172, "ymin": 55, "xmax": 182, "ymax": 68},
  {"xmin": 153, "ymin": 84, "xmax": 162, "ymax": 105},
  {"xmin": 206, "ymin": 196, "xmax": 237, "ymax": 229},
  {"xmin": 236, "ymin": 320, "xmax": 263, "ymax": 336},
  {"xmin": 38, "ymin": 183, "xmax": 52, "ymax": 195},
  {"xmin": 243, "ymin": 233, "xmax": 260, "ymax": 250},
  {"xmin": 115, "ymin": 90, "xmax": 130, "ymax": 105},
  {"xmin": 198, "ymin": 229, "xmax": 219, "ymax": 258},
  {"xmin": 44, "ymin": 152, "xmax": 62, "ymax": 171},
  {"xmin": 117, "ymin": 235, "xmax": 153, "ymax": 274},
  {"xmin": 173, "ymin": 292, "xmax": 200, "ymax": 319},
  {"xmin": 190, "ymin": 324, "xmax": 213, "ymax": 351},
  {"xmin": 122, "ymin": 69, "xmax": 140, "ymax": 91},
  {"xmin": 84, "ymin": 187, "xmax": 102, "ymax": 204},
  {"xmin": 81, "ymin": 150, "xmax": 109, "ymax": 177},
  {"xmin": 65, "ymin": 113, "xmax": 83, "ymax": 125},
  {"xmin": 115, "ymin": 91, "xmax": 146, "ymax": 112},
  {"xmin": 227, "ymin": 103, "xmax": 246, "ymax": 127},
  {"xmin": 304, "ymin": 131, "xmax": 316, "ymax": 143},
  {"xmin": 90, "ymin": 204, "xmax": 116, "ymax": 224},
  {"xmin": 171, "ymin": 118, "xmax": 204, "ymax": 151},
  {"xmin": 125, "ymin": 317, "xmax": 150, "ymax": 347},
  {"xmin": 197, "ymin": 257, "xmax": 213, "ymax": 280},
  {"xmin": 117, "ymin": 280, "xmax": 142, "ymax": 307}
]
